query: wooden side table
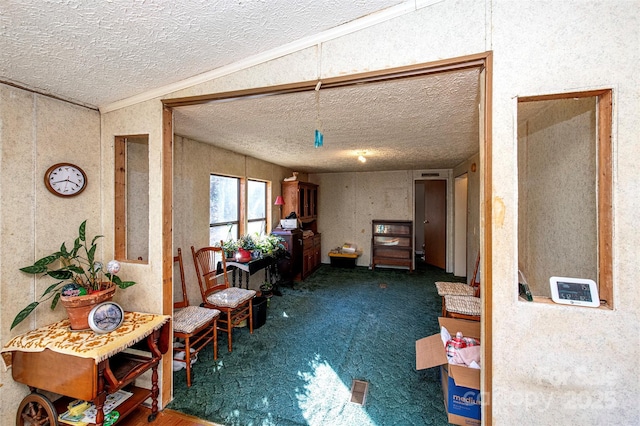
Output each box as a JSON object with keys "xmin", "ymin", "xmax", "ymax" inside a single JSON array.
[
  {"xmin": 328, "ymin": 249, "xmax": 362, "ymax": 268},
  {"xmin": 2, "ymin": 312, "xmax": 170, "ymax": 426}
]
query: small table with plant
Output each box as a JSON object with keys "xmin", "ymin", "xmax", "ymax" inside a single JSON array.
[
  {"xmin": 2, "ymin": 311, "xmax": 170, "ymax": 426},
  {"xmin": 226, "ymin": 256, "xmax": 278, "ymax": 291},
  {"xmin": 222, "ymin": 233, "xmax": 286, "ymax": 293}
]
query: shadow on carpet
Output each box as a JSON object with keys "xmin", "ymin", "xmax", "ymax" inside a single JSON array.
[{"xmin": 168, "ymin": 265, "xmax": 456, "ymax": 426}]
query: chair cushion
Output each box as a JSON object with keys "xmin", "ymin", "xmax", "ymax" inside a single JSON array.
[
  {"xmin": 173, "ymin": 306, "xmax": 220, "ymax": 334},
  {"xmin": 206, "ymin": 287, "xmax": 256, "ymax": 309},
  {"xmin": 435, "ymin": 281, "xmax": 475, "ymax": 296},
  {"xmin": 444, "ymin": 295, "xmax": 481, "ymax": 316}
]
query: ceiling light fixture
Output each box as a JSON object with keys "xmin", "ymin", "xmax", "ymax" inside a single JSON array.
[{"xmin": 358, "ymin": 155, "xmax": 366, "ymax": 163}]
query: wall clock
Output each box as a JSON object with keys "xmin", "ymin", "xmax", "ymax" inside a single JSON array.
[{"xmin": 44, "ymin": 162, "xmax": 87, "ymax": 197}]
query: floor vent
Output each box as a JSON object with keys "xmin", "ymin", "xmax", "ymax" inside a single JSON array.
[{"xmin": 350, "ymin": 379, "xmax": 369, "ymax": 405}]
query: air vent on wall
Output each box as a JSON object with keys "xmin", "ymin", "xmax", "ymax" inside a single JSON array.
[{"xmin": 421, "ymin": 172, "xmax": 441, "ymax": 177}]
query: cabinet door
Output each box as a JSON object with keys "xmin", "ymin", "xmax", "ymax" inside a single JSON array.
[
  {"xmin": 302, "ymin": 248, "xmax": 312, "ymax": 277},
  {"xmin": 310, "ymin": 187, "xmax": 318, "ymax": 218},
  {"xmin": 313, "ymin": 235, "xmax": 322, "ymax": 269},
  {"xmin": 298, "ymin": 186, "xmax": 306, "ymax": 218}
]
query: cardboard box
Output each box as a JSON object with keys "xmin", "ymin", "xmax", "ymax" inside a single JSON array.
[{"xmin": 416, "ymin": 317, "xmax": 481, "ymax": 426}]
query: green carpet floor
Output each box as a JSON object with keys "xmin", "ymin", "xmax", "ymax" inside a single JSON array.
[{"xmin": 168, "ymin": 264, "xmax": 457, "ymax": 425}]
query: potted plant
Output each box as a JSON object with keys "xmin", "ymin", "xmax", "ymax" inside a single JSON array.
[
  {"xmin": 234, "ymin": 234, "xmax": 256, "ymax": 262},
  {"xmin": 221, "ymin": 238, "xmax": 239, "ymax": 259},
  {"xmin": 11, "ymin": 220, "xmax": 136, "ymax": 330},
  {"xmin": 255, "ymin": 234, "xmax": 285, "ymax": 258},
  {"xmin": 259, "ymin": 280, "xmax": 274, "ymax": 298}
]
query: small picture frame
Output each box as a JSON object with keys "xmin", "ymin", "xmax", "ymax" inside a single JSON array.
[
  {"xmin": 549, "ymin": 276, "xmax": 600, "ymax": 308},
  {"xmin": 88, "ymin": 301, "xmax": 125, "ymax": 333}
]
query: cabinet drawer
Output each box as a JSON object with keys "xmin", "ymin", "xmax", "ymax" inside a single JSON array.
[
  {"xmin": 374, "ymin": 247, "xmax": 411, "ymax": 259},
  {"xmin": 302, "ymin": 237, "xmax": 314, "ymax": 250}
]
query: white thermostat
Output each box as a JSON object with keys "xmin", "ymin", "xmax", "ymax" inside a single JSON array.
[{"xmin": 549, "ymin": 276, "xmax": 600, "ymax": 308}]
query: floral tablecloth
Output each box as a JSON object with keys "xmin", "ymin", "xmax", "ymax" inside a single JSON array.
[{"xmin": 1, "ymin": 311, "xmax": 169, "ymax": 370}]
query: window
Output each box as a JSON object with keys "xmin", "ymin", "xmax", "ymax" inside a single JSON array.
[
  {"xmin": 210, "ymin": 176, "xmax": 271, "ymax": 245},
  {"xmin": 210, "ymin": 175, "xmax": 239, "ymax": 245},
  {"xmin": 517, "ymin": 89, "xmax": 612, "ymax": 307},
  {"xmin": 247, "ymin": 180, "xmax": 267, "ymax": 236}
]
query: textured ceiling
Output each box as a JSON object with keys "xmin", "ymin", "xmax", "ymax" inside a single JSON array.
[
  {"xmin": 174, "ymin": 68, "xmax": 481, "ymax": 173},
  {"xmin": 1, "ymin": 0, "xmax": 405, "ymax": 107},
  {"xmin": 2, "ymin": 0, "xmax": 481, "ymax": 173}
]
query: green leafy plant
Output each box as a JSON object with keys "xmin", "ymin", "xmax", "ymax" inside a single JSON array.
[
  {"xmin": 237, "ymin": 234, "xmax": 257, "ymax": 251},
  {"xmin": 220, "ymin": 233, "xmax": 285, "ymax": 259},
  {"xmin": 11, "ymin": 220, "xmax": 135, "ymax": 330},
  {"xmin": 254, "ymin": 233, "xmax": 285, "ymax": 257},
  {"xmin": 221, "ymin": 238, "xmax": 239, "ymax": 254}
]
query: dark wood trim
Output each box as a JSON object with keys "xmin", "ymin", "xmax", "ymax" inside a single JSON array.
[
  {"xmin": 114, "ymin": 136, "xmax": 127, "ymax": 260},
  {"xmin": 597, "ymin": 90, "xmax": 613, "ymax": 307},
  {"xmin": 481, "ymin": 51, "xmax": 493, "ymax": 425},
  {"xmin": 161, "ymin": 106, "xmax": 174, "ymax": 406},
  {"xmin": 162, "ymin": 53, "xmax": 488, "ymax": 108},
  {"xmin": 517, "ymin": 89, "xmax": 610, "ymax": 103},
  {"xmin": 0, "ymin": 79, "xmax": 99, "ymax": 110},
  {"xmin": 239, "ymin": 177, "xmax": 247, "ymax": 236}
]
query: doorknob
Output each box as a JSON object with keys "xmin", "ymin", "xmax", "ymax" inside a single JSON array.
[{"xmin": 424, "ymin": 220, "xmax": 429, "ymax": 224}]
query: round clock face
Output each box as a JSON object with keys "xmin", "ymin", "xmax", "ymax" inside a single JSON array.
[
  {"xmin": 44, "ymin": 163, "xmax": 87, "ymax": 197},
  {"xmin": 88, "ymin": 302, "xmax": 125, "ymax": 334}
]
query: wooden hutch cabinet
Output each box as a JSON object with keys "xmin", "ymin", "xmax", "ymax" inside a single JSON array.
[
  {"xmin": 371, "ymin": 220, "xmax": 413, "ymax": 272},
  {"xmin": 276, "ymin": 180, "xmax": 321, "ymax": 280},
  {"xmin": 281, "ymin": 180, "xmax": 318, "ymax": 222}
]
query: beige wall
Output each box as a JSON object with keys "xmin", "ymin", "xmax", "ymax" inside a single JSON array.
[
  {"xmin": 311, "ymin": 171, "xmax": 414, "ymax": 267},
  {"xmin": 491, "ymin": 1, "xmax": 638, "ymax": 424},
  {"xmin": 100, "ymin": 100, "xmax": 164, "ymax": 315},
  {"xmin": 172, "ymin": 135, "xmax": 294, "ymax": 299},
  {"xmin": 0, "ymin": 84, "xmax": 102, "ymax": 418},
  {"xmin": 454, "ymin": 153, "xmax": 481, "ymax": 284},
  {"xmin": 312, "ymin": 164, "xmax": 480, "ymax": 273}
]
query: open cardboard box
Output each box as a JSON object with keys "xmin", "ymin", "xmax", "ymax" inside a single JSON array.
[{"xmin": 416, "ymin": 317, "xmax": 481, "ymax": 426}]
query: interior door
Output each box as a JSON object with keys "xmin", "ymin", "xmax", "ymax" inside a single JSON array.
[{"xmin": 423, "ymin": 180, "xmax": 446, "ymax": 268}]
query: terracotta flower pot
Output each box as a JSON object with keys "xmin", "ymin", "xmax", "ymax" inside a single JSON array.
[{"xmin": 60, "ymin": 284, "xmax": 116, "ymax": 330}]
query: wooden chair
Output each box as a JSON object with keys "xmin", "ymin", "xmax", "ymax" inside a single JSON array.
[
  {"xmin": 191, "ymin": 245, "xmax": 256, "ymax": 353},
  {"xmin": 173, "ymin": 248, "xmax": 220, "ymax": 387},
  {"xmin": 443, "ymin": 294, "xmax": 481, "ymax": 321},
  {"xmin": 436, "ymin": 252, "xmax": 480, "ymax": 316},
  {"xmin": 442, "ymin": 252, "xmax": 481, "ymax": 321}
]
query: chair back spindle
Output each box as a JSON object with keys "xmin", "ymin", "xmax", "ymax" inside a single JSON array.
[{"xmin": 174, "ymin": 248, "xmax": 189, "ymax": 309}]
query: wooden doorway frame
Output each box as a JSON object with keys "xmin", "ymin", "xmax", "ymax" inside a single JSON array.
[{"xmin": 161, "ymin": 51, "xmax": 493, "ymax": 422}]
